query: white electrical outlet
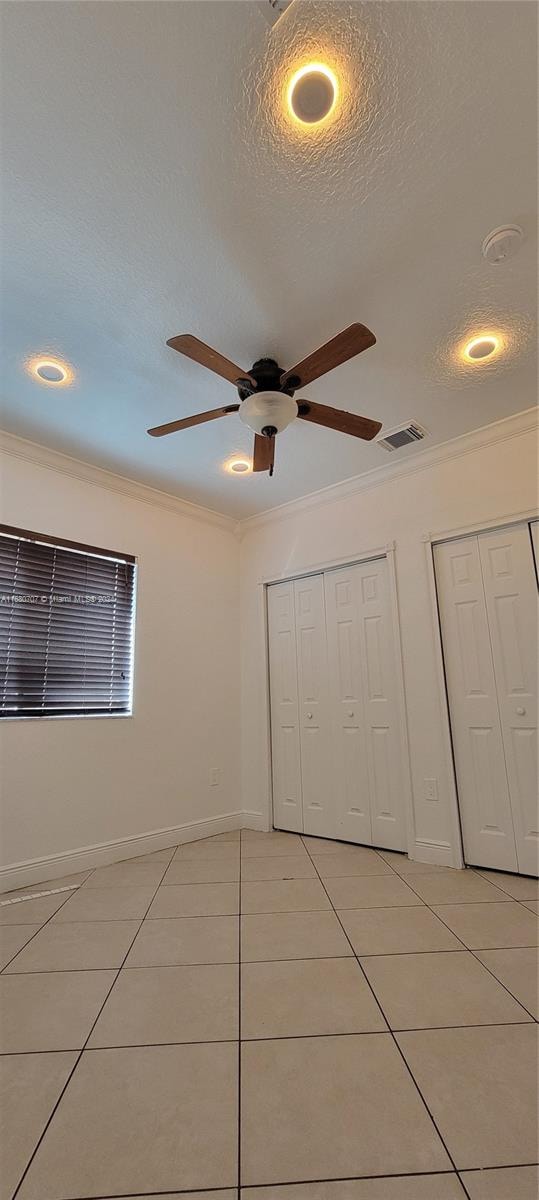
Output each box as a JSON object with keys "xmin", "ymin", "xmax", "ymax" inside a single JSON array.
[
  {"xmin": 210, "ymin": 768, "xmax": 220, "ymax": 787},
  {"xmin": 424, "ymin": 778, "xmax": 438, "ymax": 802}
]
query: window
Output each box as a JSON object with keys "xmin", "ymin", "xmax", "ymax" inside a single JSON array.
[{"xmin": 0, "ymin": 526, "xmax": 136, "ymax": 718}]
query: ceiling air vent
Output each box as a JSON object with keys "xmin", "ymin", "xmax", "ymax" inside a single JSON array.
[
  {"xmin": 257, "ymin": 0, "xmax": 293, "ymax": 28},
  {"xmin": 376, "ymin": 421, "xmax": 429, "ymax": 452}
]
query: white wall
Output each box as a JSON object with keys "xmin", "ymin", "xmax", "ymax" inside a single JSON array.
[
  {"xmin": 239, "ymin": 411, "xmax": 538, "ymax": 866},
  {"xmin": 2, "ymin": 410, "xmax": 537, "ymax": 885},
  {"xmin": 0, "ymin": 437, "xmax": 242, "ymax": 883}
]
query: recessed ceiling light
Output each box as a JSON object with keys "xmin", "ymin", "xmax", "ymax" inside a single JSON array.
[
  {"xmin": 463, "ymin": 335, "xmax": 500, "ymax": 362},
  {"xmin": 225, "ymin": 457, "xmax": 252, "ymax": 475},
  {"xmin": 287, "ymin": 63, "xmax": 338, "ymax": 126},
  {"xmin": 27, "ymin": 356, "xmax": 74, "ymax": 386}
]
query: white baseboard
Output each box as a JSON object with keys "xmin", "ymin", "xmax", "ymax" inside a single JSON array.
[
  {"xmin": 0, "ymin": 810, "xmax": 266, "ymax": 894},
  {"xmin": 412, "ymin": 837, "xmax": 462, "ymax": 869},
  {"xmin": 241, "ymin": 810, "xmax": 270, "ymax": 833}
]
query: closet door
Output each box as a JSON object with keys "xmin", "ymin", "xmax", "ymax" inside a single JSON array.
[
  {"xmin": 267, "ymin": 582, "xmax": 303, "ymax": 832},
  {"xmin": 324, "ymin": 566, "xmax": 373, "ymax": 844},
  {"xmin": 530, "ymin": 521, "xmax": 539, "ymax": 582},
  {"xmin": 434, "ymin": 538, "xmax": 519, "ymax": 872},
  {"xmin": 294, "ymin": 574, "xmax": 334, "ymax": 838},
  {"xmin": 478, "ymin": 527, "xmax": 538, "ymax": 876},
  {"xmin": 355, "ymin": 558, "xmax": 407, "ymax": 851}
]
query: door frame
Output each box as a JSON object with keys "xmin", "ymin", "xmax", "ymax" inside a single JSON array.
[
  {"xmin": 259, "ymin": 541, "xmax": 416, "ymax": 854},
  {"xmin": 425, "ymin": 507, "xmax": 539, "ymax": 871}
]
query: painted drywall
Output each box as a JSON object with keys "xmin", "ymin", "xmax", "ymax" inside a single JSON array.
[
  {"xmin": 238, "ymin": 412, "xmax": 538, "ymax": 866},
  {"xmin": 0, "ymin": 442, "xmax": 241, "ymax": 874}
]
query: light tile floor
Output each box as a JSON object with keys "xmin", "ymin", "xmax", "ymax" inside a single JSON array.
[{"xmin": 1, "ymin": 829, "xmax": 537, "ymax": 1200}]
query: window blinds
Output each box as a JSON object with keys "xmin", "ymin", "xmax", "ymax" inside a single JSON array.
[{"xmin": 0, "ymin": 527, "xmax": 136, "ymax": 717}]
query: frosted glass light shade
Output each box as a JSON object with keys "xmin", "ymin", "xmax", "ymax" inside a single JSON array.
[{"xmin": 239, "ymin": 391, "xmax": 298, "ymax": 435}]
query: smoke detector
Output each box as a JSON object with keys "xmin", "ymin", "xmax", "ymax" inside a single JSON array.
[
  {"xmin": 376, "ymin": 421, "xmax": 429, "ymax": 452},
  {"xmin": 482, "ymin": 225, "xmax": 524, "ymax": 265}
]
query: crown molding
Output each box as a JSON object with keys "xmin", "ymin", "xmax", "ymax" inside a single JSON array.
[
  {"xmin": 2, "ymin": 407, "xmax": 537, "ymax": 538},
  {"xmin": 0, "ymin": 430, "xmax": 237, "ymax": 533},
  {"xmin": 238, "ymin": 407, "xmax": 539, "ymax": 534}
]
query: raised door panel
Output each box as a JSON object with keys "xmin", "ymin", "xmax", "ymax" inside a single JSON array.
[
  {"xmin": 267, "ymin": 582, "xmax": 303, "ymax": 832},
  {"xmin": 294, "ymin": 574, "xmax": 333, "ymax": 838},
  {"xmin": 355, "ymin": 559, "xmax": 406, "ymax": 851},
  {"xmin": 479, "ymin": 527, "xmax": 538, "ymax": 876},
  {"xmin": 324, "ymin": 568, "xmax": 372, "ymax": 844},
  {"xmin": 434, "ymin": 538, "xmax": 518, "ymax": 871}
]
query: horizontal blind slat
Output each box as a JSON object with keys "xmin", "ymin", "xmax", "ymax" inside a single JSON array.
[{"xmin": 0, "ymin": 531, "xmax": 135, "ymax": 718}]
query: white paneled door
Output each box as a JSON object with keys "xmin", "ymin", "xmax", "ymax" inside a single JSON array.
[
  {"xmin": 266, "ymin": 581, "xmax": 303, "ymax": 833},
  {"xmin": 294, "ymin": 574, "xmax": 333, "ymax": 837},
  {"xmin": 435, "ymin": 524, "xmax": 538, "ymax": 875},
  {"xmin": 267, "ymin": 558, "xmax": 407, "ymax": 851}
]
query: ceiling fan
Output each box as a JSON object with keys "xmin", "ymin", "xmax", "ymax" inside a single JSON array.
[{"xmin": 147, "ymin": 323, "xmax": 381, "ymax": 476}]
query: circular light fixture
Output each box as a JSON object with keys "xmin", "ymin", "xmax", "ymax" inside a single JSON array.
[
  {"xmin": 225, "ymin": 457, "xmax": 252, "ymax": 475},
  {"xmin": 239, "ymin": 391, "xmax": 297, "ymax": 435},
  {"xmin": 463, "ymin": 335, "xmax": 500, "ymax": 362},
  {"xmin": 27, "ymin": 356, "xmax": 74, "ymax": 386},
  {"xmin": 287, "ymin": 62, "xmax": 338, "ymax": 126}
]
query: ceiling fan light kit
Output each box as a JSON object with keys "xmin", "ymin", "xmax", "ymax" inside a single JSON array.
[
  {"xmin": 148, "ymin": 323, "xmax": 381, "ymax": 477},
  {"xmin": 239, "ymin": 391, "xmax": 298, "ymax": 436}
]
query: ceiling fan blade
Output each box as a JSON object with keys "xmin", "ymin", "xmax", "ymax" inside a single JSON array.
[
  {"xmin": 297, "ymin": 399, "xmax": 382, "ymax": 441},
  {"xmin": 253, "ymin": 433, "xmax": 275, "ymax": 475},
  {"xmin": 167, "ymin": 334, "xmax": 256, "ymax": 387},
  {"xmin": 281, "ymin": 323, "xmax": 376, "ymax": 388},
  {"xmin": 147, "ymin": 404, "xmax": 240, "ymax": 437}
]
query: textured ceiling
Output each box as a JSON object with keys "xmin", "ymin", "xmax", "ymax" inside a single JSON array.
[{"xmin": 1, "ymin": 1, "xmax": 537, "ymax": 519}]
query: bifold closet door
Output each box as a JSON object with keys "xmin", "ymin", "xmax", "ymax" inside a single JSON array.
[
  {"xmin": 435, "ymin": 528, "xmax": 538, "ymax": 875},
  {"xmin": 266, "ymin": 581, "xmax": 303, "ymax": 832},
  {"xmin": 478, "ymin": 527, "xmax": 538, "ymax": 876},
  {"xmin": 293, "ymin": 573, "xmax": 334, "ymax": 838},
  {"xmin": 325, "ymin": 560, "xmax": 407, "ymax": 851}
]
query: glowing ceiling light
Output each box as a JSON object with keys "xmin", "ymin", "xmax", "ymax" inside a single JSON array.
[
  {"xmin": 225, "ymin": 457, "xmax": 252, "ymax": 475},
  {"xmin": 463, "ymin": 335, "xmax": 500, "ymax": 362},
  {"xmin": 287, "ymin": 62, "xmax": 339, "ymax": 126},
  {"xmin": 27, "ymin": 356, "xmax": 74, "ymax": 386}
]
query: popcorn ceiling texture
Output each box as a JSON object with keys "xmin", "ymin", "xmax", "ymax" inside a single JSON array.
[
  {"xmin": 243, "ymin": 2, "xmax": 385, "ymax": 183},
  {"xmin": 435, "ymin": 309, "xmax": 533, "ymax": 388},
  {"xmin": 1, "ymin": 0, "xmax": 536, "ymax": 517}
]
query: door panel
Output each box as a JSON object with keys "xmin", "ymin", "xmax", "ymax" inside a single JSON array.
[
  {"xmin": 434, "ymin": 538, "xmax": 518, "ymax": 872},
  {"xmin": 267, "ymin": 582, "xmax": 303, "ymax": 832},
  {"xmin": 324, "ymin": 567, "xmax": 372, "ymax": 844},
  {"xmin": 478, "ymin": 527, "xmax": 538, "ymax": 875},
  {"xmin": 355, "ymin": 559, "xmax": 407, "ymax": 851},
  {"xmin": 294, "ymin": 575, "xmax": 333, "ymax": 837},
  {"xmin": 269, "ymin": 560, "xmax": 408, "ymax": 851}
]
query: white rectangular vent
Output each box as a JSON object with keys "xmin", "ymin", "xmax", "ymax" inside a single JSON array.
[
  {"xmin": 376, "ymin": 421, "xmax": 429, "ymax": 452},
  {"xmin": 257, "ymin": 0, "xmax": 293, "ymax": 28}
]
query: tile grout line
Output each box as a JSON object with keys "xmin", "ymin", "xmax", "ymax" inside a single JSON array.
[
  {"xmin": 399, "ymin": 872, "xmax": 538, "ymax": 1023},
  {"xmin": 51, "ymin": 1164, "xmax": 539, "ymax": 1200},
  {"xmin": 298, "ymin": 832, "xmax": 474, "ymax": 1200},
  {"xmin": 0, "ymin": 867, "xmax": 99, "ymax": 974},
  {"xmin": 10, "ymin": 857, "xmax": 172, "ymax": 1200},
  {"xmin": 4, "ymin": 941, "xmax": 537, "ymax": 974},
  {"xmin": 2, "ymin": 1016, "xmax": 535, "ymax": 1057}
]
